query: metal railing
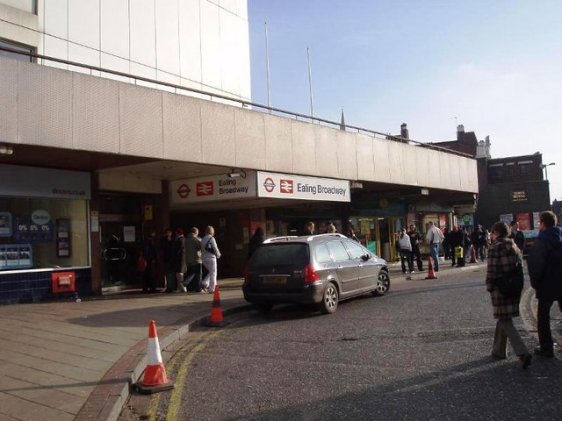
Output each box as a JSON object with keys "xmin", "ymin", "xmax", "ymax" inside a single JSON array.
[{"xmin": 0, "ymin": 45, "xmax": 472, "ymax": 158}]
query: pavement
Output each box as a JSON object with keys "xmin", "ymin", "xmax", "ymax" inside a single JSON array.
[{"xmin": 0, "ymin": 259, "xmax": 558, "ymax": 421}]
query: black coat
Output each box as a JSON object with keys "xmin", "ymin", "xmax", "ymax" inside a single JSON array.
[{"xmin": 528, "ymin": 226, "xmax": 562, "ymax": 300}]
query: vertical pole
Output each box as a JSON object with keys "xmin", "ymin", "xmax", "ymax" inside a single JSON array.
[
  {"xmin": 307, "ymin": 47, "xmax": 314, "ymax": 119},
  {"xmin": 265, "ymin": 21, "xmax": 271, "ymax": 112}
]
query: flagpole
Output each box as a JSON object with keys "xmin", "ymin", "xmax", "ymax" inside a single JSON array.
[
  {"xmin": 307, "ymin": 47, "xmax": 314, "ymax": 120},
  {"xmin": 265, "ymin": 21, "xmax": 271, "ymax": 112}
]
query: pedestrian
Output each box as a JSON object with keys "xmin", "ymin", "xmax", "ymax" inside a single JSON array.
[
  {"xmin": 248, "ymin": 227, "xmax": 265, "ymax": 258},
  {"xmin": 425, "ymin": 221, "xmax": 444, "ymax": 271},
  {"xmin": 347, "ymin": 227, "xmax": 359, "ymax": 242},
  {"xmin": 201, "ymin": 225, "xmax": 221, "ymax": 293},
  {"xmin": 442, "ymin": 227, "xmax": 452, "ymax": 260},
  {"xmin": 527, "ymin": 211, "xmax": 562, "ymax": 358},
  {"xmin": 485, "ymin": 221, "xmax": 531, "ymax": 369},
  {"xmin": 510, "ymin": 220, "xmax": 526, "ymax": 251},
  {"xmin": 398, "ymin": 228, "xmax": 413, "ymax": 274},
  {"xmin": 303, "ymin": 221, "xmax": 315, "ymax": 236},
  {"xmin": 173, "ymin": 228, "xmax": 187, "ymax": 292},
  {"xmin": 160, "ymin": 228, "xmax": 176, "ymax": 292},
  {"xmin": 184, "ymin": 227, "xmax": 202, "ymax": 292},
  {"xmin": 326, "ymin": 223, "xmax": 337, "ymax": 233},
  {"xmin": 407, "ymin": 224, "xmax": 423, "ymax": 271},
  {"xmin": 140, "ymin": 231, "xmax": 158, "ymax": 293},
  {"xmin": 450, "ymin": 225, "xmax": 467, "ymax": 267}
]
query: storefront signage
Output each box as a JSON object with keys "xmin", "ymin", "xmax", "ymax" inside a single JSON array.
[
  {"xmin": 170, "ymin": 171, "xmax": 350, "ymax": 205},
  {"xmin": 31, "ymin": 209, "xmax": 51, "ymax": 225},
  {"xmin": 511, "ymin": 190, "xmax": 527, "ymax": 202},
  {"xmin": 14, "ymin": 217, "xmax": 53, "ymax": 243},
  {"xmin": 0, "ymin": 164, "xmax": 91, "ymax": 200},
  {"xmin": 170, "ymin": 172, "xmax": 258, "ymax": 205},
  {"xmin": 256, "ymin": 172, "xmax": 350, "ymax": 202}
]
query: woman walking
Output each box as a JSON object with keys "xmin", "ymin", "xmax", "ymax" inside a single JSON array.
[
  {"xmin": 485, "ymin": 221, "xmax": 531, "ymax": 369},
  {"xmin": 201, "ymin": 225, "xmax": 221, "ymax": 293}
]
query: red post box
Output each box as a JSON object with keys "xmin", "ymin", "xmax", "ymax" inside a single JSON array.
[{"xmin": 51, "ymin": 272, "xmax": 76, "ymax": 294}]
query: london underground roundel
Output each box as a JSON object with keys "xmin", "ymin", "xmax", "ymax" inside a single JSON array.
[
  {"xmin": 177, "ymin": 184, "xmax": 191, "ymax": 198},
  {"xmin": 263, "ymin": 177, "xmax": 275, "ymax": 193}
]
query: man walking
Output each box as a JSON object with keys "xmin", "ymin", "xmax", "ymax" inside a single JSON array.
[
  {"xmin": 407, "ymin": 224, "xmax": 423, "ymax": 271},
  {"xmin": 527, "ymin": 211, "xmax": 562, "ymax": 358},
  {"xmin": 184, "ymin": 227, "xmax": 202, "ymax": 292},
  {"xmin": 510, "ymin": 220, "xmax": 526, "ymax": 251},
  {"xmin": 425, "ymin": 221, "xmax": 444, "ymax": 272}
]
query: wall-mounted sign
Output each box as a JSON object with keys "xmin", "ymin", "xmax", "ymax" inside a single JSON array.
[
  {"xmin": 170, "ymin": 172, "xmax": 257, "ymax": 205},
  {"xmin": 31, "ymin": 209, "xmax": 51, "ymax": 225},
  {"xmin": 123, "ymin": 226, "xmax": 136, "ymax": 243},
  {"xmin": 512, "ymin": 190, "xmax": 527, "ymax": 202},
  {"xmin": 256, "ymin": 171, "xmax": 350, "ymax": 202}
]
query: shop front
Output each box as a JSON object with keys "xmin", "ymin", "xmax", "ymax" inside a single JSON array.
[
  {"xmin": 0, "ymin": 164, "xmax": 91, "ymax": 304},
  {"xmin": 169, "ymin": 171, "xmax": 351, "ymax": 278}
]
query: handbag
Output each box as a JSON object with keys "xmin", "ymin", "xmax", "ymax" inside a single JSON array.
[
  {"xmin": 137, "ymin": 256, "xmax": 148, "ymax": 272},
  {"xmin": 204, "ymin": 239, "xmax": 216, "ymax": 255},
  {"xmin": 496, "ymin": 261, "xmax": 524, "ymax": 297}
]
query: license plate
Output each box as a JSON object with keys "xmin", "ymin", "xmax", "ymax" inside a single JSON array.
[{"xmin": 262, "ymin": 276, "xmax": 287, "ymax": 286}]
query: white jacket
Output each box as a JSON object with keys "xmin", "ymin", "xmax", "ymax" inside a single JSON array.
[
  {"xmin": 426, "ymin": 226, "xmax": 444, "ymax": 245},
  {"xmin": 398, "ymin": 234, "xmax": 412, "ymax": 251}
]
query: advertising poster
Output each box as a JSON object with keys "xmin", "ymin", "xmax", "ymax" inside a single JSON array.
[
  {"xmin": 14, "ymin": 216, "xmax": 53, "ymax": 243},
  {"xmin": 516, "ymin": 213, "xmax": 531, "ymax": 230},
  {"xmin": 0, "ymin": 244, "xmax": 33, "ymax": 270},
  {"xmin": 533, "ymin": 212, "xmax": 541, "ymax": 229},
  {"xmin": 0, "ymin": 212, "xmax": 12, "ymax": 237},
  {"xmin": 56, "ymin": 219, "xmax": 71, "ymax": 258},
  {"xmin": 500, "ymin": 214, "xmax": 513, "ymax": 225}
]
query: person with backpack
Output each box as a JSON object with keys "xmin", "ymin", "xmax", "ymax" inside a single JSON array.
[
  {"xmin": 486, "ymin": 221, "xmax": 531, "ymax": 369},
  {"xmin": 527, "ymin": 211, "xmax": 562, "ymax": 358}
]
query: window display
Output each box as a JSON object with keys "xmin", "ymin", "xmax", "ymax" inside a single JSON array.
[{"xmin": 0, "ymin": 197, "xmax": 89, "ymax": 270}]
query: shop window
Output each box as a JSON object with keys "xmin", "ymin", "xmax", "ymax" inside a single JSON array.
[{"xmin": 0, "ymin": 197, "xmax": 89, "ymax": 271}]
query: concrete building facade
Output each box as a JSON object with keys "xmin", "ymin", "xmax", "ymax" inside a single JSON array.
[{"xmin": 0, "ymin": 0, "xmax": 478, "ymax": 304}]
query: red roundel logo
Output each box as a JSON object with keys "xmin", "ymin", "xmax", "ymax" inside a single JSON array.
[
  {"xmin": 177, "ymin": 184, "xmax": 191, "ymax": 198},
  {"xmin": 263, "ymin": 177, "xmax": 275, "ymax": 193}
]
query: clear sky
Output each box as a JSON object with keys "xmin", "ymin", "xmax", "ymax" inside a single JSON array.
[{"xmin": 248, "ymin": 0, "xmax": 562, "ymax": 202}]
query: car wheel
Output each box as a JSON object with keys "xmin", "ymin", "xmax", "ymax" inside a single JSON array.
[
  {"xmin": 372, "ymin": 270, "xmax": 390, "ymax": 296},
  {"xmin": 256, "ymin": 302, "xmax": 273, "ymax": 313},
  {"xmin": 320, "ymin": 282, "xmax": 338, "ymax": 314}
]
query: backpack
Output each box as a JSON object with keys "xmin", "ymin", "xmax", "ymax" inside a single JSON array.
[{"xmin": 496, "ymin": 260, "xmax": 524, "ymax": 298}]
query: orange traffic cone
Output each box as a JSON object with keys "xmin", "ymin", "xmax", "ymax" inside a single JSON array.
[
  {"xmin": 470, "ymin": 245, "xmax": 477, "ymax": 263},
  {"xmin": 206, "ymin": 286, "xmax": 225, "ymax": 327},
  {"xmin": 425, "ymin": 256, "xmax": 437, "ymax": 279},
  {"xmin": 136, "ymin": 320, "xmax": 174, "ymax": 394}
]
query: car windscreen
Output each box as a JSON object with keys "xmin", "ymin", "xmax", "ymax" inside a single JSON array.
[{"xmin": 249, "ymin": 244, "xmax": 309, "ymax": 268}]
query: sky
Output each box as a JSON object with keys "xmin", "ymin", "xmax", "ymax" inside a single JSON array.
[{"xmin": 248, "ymin": 0, "xmax": 562, "ymax": 201}]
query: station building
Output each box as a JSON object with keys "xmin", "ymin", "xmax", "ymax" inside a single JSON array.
[{"xmin": 0, "ymin": 0, "xmax": 478, "ymax": 304}]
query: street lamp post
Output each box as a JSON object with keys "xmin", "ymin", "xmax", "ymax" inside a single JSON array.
[{"xmin": 541, "ymin": 162, "xmax": 556, "ymax": 181}]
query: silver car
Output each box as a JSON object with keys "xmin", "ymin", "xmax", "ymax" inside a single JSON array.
[{"xmin": 243, "ymin": 233, "xmax": 390, "ymax": 314}]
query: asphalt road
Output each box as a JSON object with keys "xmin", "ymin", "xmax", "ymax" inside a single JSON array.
[{"xmin": 121, "ymin": 267, "xmax": 562, "ymax": 420}]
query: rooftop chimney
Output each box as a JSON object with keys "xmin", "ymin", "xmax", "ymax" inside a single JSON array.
[
  {"xmin": 456, "ymin": 124, "xmax": 465, "ymax": 141},
  {"xmin": 400, "ymin": 123, "xmax": 409, "ymax": 139}
]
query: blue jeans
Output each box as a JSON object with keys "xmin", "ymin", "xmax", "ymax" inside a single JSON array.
[{"xmin": 430, "ymin": 244, "xmax": 440, "ymax": 271}]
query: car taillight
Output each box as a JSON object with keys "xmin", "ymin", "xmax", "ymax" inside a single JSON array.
[
  {"xmin": 243, "ymin": 265, "xmax": 249, "ymax": 287},
  {"xmin": 304, "ymin": 264, "xmax": 319, "ymax": 284}
]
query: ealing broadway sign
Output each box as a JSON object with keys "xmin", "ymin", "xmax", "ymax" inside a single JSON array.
[{"xmin": 170, "ymin": 171, "xmax": 350, "ymax": 205}]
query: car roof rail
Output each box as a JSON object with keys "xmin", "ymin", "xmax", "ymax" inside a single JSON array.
[
  {"xmin": 306, "ymin": 233, "xmax": 346, "ymax": 241},
  {"xmin": 263, "ymin": 236, "xmax": 300, "ymax": 243}
]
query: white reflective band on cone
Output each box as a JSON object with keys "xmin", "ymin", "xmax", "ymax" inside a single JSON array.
[{"xmin": 147, "ymin": 337, "xmax": 163, "ymax": 365}]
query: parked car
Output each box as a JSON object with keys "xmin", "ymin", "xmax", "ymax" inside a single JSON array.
[
  {"xmin": 521, "ymin": 229, "xmax": 539, "ymax": 258},
  {"xmin": 243, "ymin": 233, "xmax": 390, "ymax": 314}
]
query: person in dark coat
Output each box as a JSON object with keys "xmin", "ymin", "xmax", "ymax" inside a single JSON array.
[
  {"xmin": 407, "ymin": 224, "xmax": 423, "ymax": 271},
  {"xmin": 160, "ymin": 228, "xmax": 176, "ymax": 292},
  {"xmin": 510, "ymin": 220, "xmax": 526, "ymax": 251},
  {"xmin": 140, "ymin": 231, "xmax": 158, "ymax": 292},
  {"xmin": 527, "ymin": 211, "xmax": 562, "ymax": 358},
  {"xmin": 248, "ymin": 227, "xmax": 265, "ymax": 258},
  {"xmin": 485, "ymin": 221, "xmax": 531, "ymax": 369},
  {"xmin": 449, "ymin": 226, "xmax": 464, "ymax": 266}
]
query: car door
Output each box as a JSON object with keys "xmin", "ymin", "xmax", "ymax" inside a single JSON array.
[
  {"xmin": 344, "ymin": 239, "xmax": 379, "ymax": 289},
  {"xmin": 326, "ymin": 240, "xmax": 358, "ymax": 293}
]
